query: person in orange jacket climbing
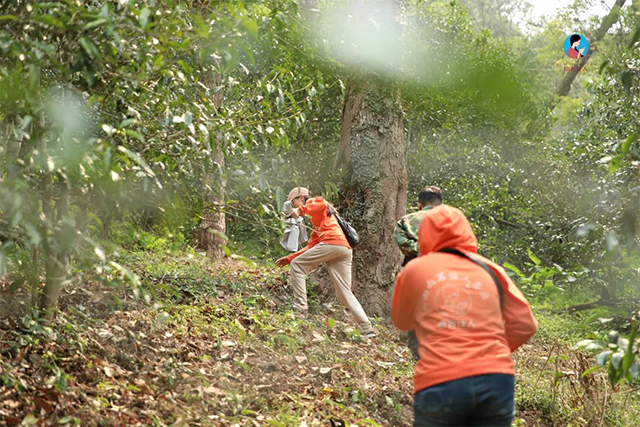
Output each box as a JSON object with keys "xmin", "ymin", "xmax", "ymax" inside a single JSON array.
[
  {"xmin": 391, "ymin": 205, "xmax": 537, "ymax": 427},
  {"xmin": 275, "ymin": 187, "xmax": 375, "ymax": 338}
]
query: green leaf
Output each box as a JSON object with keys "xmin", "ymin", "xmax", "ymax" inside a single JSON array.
[
  {"xmin": 242, "ymin": 17, "xmax": 258, "ymax": 39},
  {"xmin": 581, "ymin": 365, "xmax": 601, "ymax": 377},
  {"xmin": 24, "ymin": 222, "xmax": 41, "ymax": 245},
  {"xmin": 117, "ymin": 146, "xmax": 155, "ymax": 177},
  {"xmin": 22, "ymin": 413, "xmax": 39, "ymax": 426},
  {"xmin": 598, "ymin": 59, "xmax": 610, "ymax": 74},
  {"xmin": 86, "ymin": 212, "xmax": 103, "ymax": 228},
  {"xmin": 628, "ymin": 27, "xmax": 640, "ymax": 49},
  {"xmin": 621, "ymin": 324, "xmax": 638, "ymax": 375},
  {"xmin": 630, "ymin": 362, "xmax": 639, "ymax": 379},
  {"xmin": 193, "ymin": 14, "xmax": 209, "ymax": 38},
  {"xmin": 208, "ymin": 230, "xmax": 229, "ymax": 243},
  {"xmin": 54, "ymin": 370, "xmax": 69, "ymax": 393},
  {"xmin": 275, "ymin": 187, "xmax": 285, "ymax": 210},
  {"xmin": 32, "ymin": 14, "xmax": 66, "ymax": 29},
  {"xmin": 230, "ymin": 254, "xmax": 256, "ymax": 268},
  {"xmin": 99, "ymin": 3, "xmax": 110, "ymax": 19},
  {"xmin": 621, "ymin": 71, "xmax": 633, "ymax": 93},
  {"xmin": 118, "ymin": 118, "xmax": 136, "ymax": 129},
  {"xmin": 32, "ymin": 3, "xmax": 62, "ymax": 10},
  {"xmin": 0, "ymin": 15, "xmax": 18, "ymax": 21},
  {"xmin": 85, "ymin": 18, "xmax": 107, "ymax": 29},
  {"xmin": 607, "ymin": 358, "xmax": 618, "ymax": 385},
  {"xmin": 609, "ymin": 131, "xmax": 638, "ymax": 174},
  {"xmin": 597, "ymin": 350, "xmax": 612, "ymax": 367},
  {"xmin": 542, "ymin": 281, "xmax": 562, "ymax": 295},
  {"xmin": 611, "ymin": 352, "xmax": 623, "ymax": 370},
  {"xmin": 503, "ymin": 262, "xmax": 523, "ymax": 277},
  {"xmin": 124, "ymin": 129, "xmax": 144, "ymax": 142},
  {"xmin": 57, "ymin": 416, "xmax": 75, "ymax": 424},
  {"xmin": 140, "ymin": 7, "xmax": 151, "ymax": 29},
  {"xmin": 79, "ymin": 37, "xmax": 99, "ymax": 59},
  {"xmin": 527, "ymin": 248, "xmax": 541, "ymax": 265},
  {"xmin": 222, "ymin": 245, "xmax": 232, "ymax": 257},
  {"xmin": 237, "ymin": 39, "xmax": 255, "ymax": 66}
]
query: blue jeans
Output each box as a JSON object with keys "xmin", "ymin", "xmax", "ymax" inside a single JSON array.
[{"xmin": 413, "ymin": 374, "xmax": 515, "ymax": 427}]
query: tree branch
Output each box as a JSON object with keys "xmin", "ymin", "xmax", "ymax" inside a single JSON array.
[{"xmin": 551, "ymin": 0, "xmax": 627, "ymax": 108}]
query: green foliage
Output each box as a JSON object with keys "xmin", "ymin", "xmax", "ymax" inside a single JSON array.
[
  {"xmin": 576, "ymin": 322, "xmax": 640, "ymax": 387},
  {"xmin": 504, "ymin": 252, "xmax": 564, "ymax": 300},
  {"xmin": 0, "ymin": 0, "xmax": 323, "ymax": 311}
]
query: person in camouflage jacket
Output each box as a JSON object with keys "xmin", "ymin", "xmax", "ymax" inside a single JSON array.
[
  {"xmin": 393, "ymin": 185, "xmax": 443, "ymax": 360},
  {"xmin": 394, "ymin": 186, "xmax": 444, "ymax": 266}
]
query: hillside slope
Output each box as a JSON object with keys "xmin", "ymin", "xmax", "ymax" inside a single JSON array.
[{"xmin": 1, "ymin": 246, "xmax": 639, "ymax": 426}]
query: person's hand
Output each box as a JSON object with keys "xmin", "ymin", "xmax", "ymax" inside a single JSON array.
[
  {"xmin": 290, "ymin": 209, "xmax": 299, "ymax": 219},
  {"xmin": 275, "ymin": 257, "xmax": 290, "ymax": 268}
]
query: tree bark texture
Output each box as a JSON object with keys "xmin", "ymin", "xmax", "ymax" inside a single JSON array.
[
  {"xmin": 335, "ymin": 75, "xmax": 408, "ymax": 317},
  {"xmin": 197, "ymin": 67, "xmax": 226, "ymax": 257}
]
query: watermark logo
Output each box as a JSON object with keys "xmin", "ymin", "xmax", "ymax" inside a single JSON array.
[{"xmin": 564, "ymin": 33, "xmax": 589, "ymax": 60}]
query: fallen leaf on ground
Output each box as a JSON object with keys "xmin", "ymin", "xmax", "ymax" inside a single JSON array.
[
  {"xmin": 21, "ymin": 413, "xmax": 39, "ymax": 426},
  {"xmin": 203, "ymin": 386, "xmax": 225, "ymax": 396}
]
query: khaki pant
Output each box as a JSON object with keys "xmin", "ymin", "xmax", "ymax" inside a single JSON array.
[{"xmin": 289, "ymin": 243, "xmax": 373, "ymax": 334}]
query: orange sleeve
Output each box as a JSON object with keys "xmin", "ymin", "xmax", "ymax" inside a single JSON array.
[
  {"xmin": 496, "ymin": 266, "xmax": 538, "ymax": 351},
  {"xmin": 298, "ymin": 197, "xmax": 326, "ymax": 218},
  {"xmin": 391, "ymin": 268, "xmax": 416, "ymax": 331},
  {"xmin": 286, "ymin": 198, "xmax": 326, "ymax": 262}
]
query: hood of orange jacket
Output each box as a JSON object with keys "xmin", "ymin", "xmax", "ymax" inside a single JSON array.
[{"xmin": 418, "ymin": 205, "xmax": 478, "ymax": 256}]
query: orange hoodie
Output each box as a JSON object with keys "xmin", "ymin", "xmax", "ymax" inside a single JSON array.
[
  {"xmin": 286, "ymin": 197, "xmax": 350, "ymax": 262},
  {"xmin": 391, "ymin": 205, "xmax": 537, "ymax": 394}
]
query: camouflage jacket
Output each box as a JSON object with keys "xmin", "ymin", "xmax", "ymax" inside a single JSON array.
[{"xmin": 393, "ymin": 206, "xmax": 435, "ymax": 259}]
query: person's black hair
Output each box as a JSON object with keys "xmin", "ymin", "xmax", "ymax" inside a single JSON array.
[
  {"xmin": 570, "ymin": 34, "xmax": 581, "ymax": 45},
  {"xmin": 419, "ymin": 186, "xmax": 443, "ymax": 206}
]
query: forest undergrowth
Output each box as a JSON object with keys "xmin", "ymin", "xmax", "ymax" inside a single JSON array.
[{"xmin": 1, "ymin": 242, "xmax": 639, "ymax": 426}]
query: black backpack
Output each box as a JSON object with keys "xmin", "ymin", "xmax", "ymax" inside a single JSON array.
[
  {"xmin": 327, "ymin": 204, "xmax": 360, "ymax": 248},
  {"xmin": 335, "ymin": 213, "xmax": 360, "ymax": 248}
]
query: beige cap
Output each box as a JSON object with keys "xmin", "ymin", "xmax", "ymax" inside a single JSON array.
[{"xmin": 287, "ymin": 186, "xmax": 310, "ymax": 201}]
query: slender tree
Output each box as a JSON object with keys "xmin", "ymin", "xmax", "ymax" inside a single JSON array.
[{"xmin": 197, "ymin": 66, "xmax": 227, "ymax": 257}]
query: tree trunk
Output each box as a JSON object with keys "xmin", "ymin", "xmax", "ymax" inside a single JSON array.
[
  {"xmin": 552, "ymin": 0, "xmax": 627, "ymax": 105},
  {"xmin": 197, "ymin": 67, "xmax": 226, "ymax": 257},
  {"xmin": 198, "ymin": 146, "xmax": 226, "ymax": 257},
  {"xmin": 336, "ymin": 74, "xmax": 408, "ymax": 317},
  {"xmin": 29, "ymin": 232, "xmax": 39, "ymax": 306},
  {"xmin": 40, "ymin": 174, "xmax": 70, "ymax": 321}
]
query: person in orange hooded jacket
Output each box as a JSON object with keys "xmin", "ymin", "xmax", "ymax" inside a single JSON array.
[{"xmin": 392, "ymin": 205, "xmax": 537, "ymax": 427}]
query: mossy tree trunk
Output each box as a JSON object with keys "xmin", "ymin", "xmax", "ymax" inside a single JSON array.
[{"xmin": 335, "ymin": 75, "xmax": 408, "ymax": 317}]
